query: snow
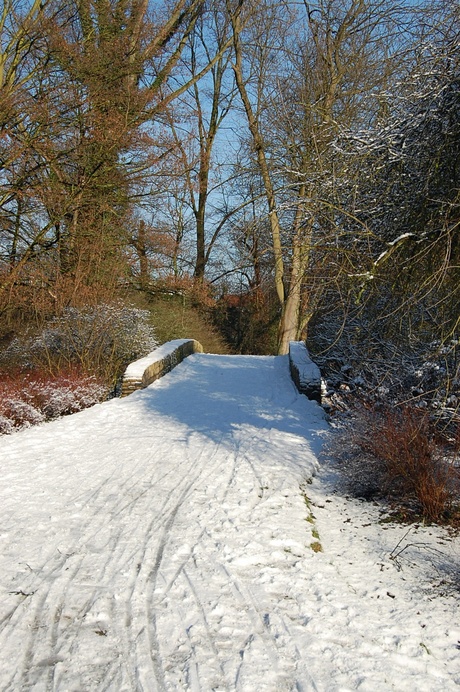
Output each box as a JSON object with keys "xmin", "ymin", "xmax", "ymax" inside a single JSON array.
[{"xmin": 0, "ymin": 353, "xmax": 458, "ymax": 690}]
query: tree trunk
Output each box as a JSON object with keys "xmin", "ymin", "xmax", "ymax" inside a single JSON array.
[
  {"xmin": 277, "ymin": 291, "xmax": 301, "ymax": 355},
  {"xmin": 277, "ymin": 187, "xmax": 308, "ymax": 354},
  {"xmin": 193, "ymin": 162, "xmax": 209, "ymax": 280},
  {"xmin": 229, "ymin": 5, "xmax": 285, "ymax": 311},
  {"xmin": 136, "ymin": 220, "xmax": 149, "ymax": 289}
]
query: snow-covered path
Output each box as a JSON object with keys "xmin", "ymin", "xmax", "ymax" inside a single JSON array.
[{"xmin": 0, "ymin": 354, "xmax": 458, "ymax": 691}]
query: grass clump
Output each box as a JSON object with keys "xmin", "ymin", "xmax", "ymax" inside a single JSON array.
[
  {"xmin": 310, "ymin": 541, "xmax": 323, "ymax": 553},
  {"xmin": 301, "ymin": 482, "xmax": 323, "ymax": 553}
]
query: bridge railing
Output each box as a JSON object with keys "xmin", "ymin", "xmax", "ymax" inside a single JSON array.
[
  {"xmin": 121, "ymin": 338, "xmax": 203, "ymax": 397},
  {"xmin": 288, "ymin": 341, "xmax": 322, "ymax": 403}
]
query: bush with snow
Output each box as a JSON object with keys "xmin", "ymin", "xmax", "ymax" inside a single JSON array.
[
  {"xmin": 0, "ymin": 369, "xmax": 107, "ymax": 435},
  {"xmin": 3, "ymin": 302, "xmax": 158, "ymax": 387},
  {"xmin": 310, "ymin": 312, "xmax": 459, "ymax": 424}
]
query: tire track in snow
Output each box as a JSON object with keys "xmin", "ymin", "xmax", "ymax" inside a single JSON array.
[
  {"xmin": 109, "ymin": 436, "xmax": 229, "ymax": 689},
  {"xmin": 5, "ymin": 532, "xmax": 118, "ymax": 688},
  {"xmin": 148, "ymin": 443, "xmax": 301, "ymax": 690},
  {"xmin": 1, "ymin": 440, "xmax": 198, "ymax": 690},
  {"xmin": 194, "ymin": 445, "xmax": 318, "ymax": 690},
  {"xmin": 156, "ymin": 447, "xmax": 240, "ymax": 606},
  {"xmin": 3, "ymin": 553, "xmax": 75, "ymax": 690},
  {"xmin": 42, "ymin": 430, "xmax": 225, "ymax": 690},
  {"xmin": 146, "ymin": 448, "xmax": 242, "ymax": 690},
  {"xmin": 151, "ymin": 437, "xmax": 299, "ymax": 688},
  {"xmin": 139, "ymin": 434, "xmax": 229, "ymax": 690},
  {"xmin": 66, "ymin": 446, "xmax": 217, "ymax": 690},
  {"xmin": 0, "ymin": 354, "xmax": 326, "ymax": 690}
]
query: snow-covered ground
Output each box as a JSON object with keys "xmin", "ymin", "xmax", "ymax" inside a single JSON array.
[{"xmin": 0, "ymin": 354, "xmax": 458, "ymax": 691}]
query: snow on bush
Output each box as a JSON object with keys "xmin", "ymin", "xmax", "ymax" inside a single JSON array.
[
  {"xmin": 0, "ymin": 370, "xmax": 106, "ymax": 435},
  {"xmin": 3, "ymin": 302, "xmax": 158, "ymax": 386},
  {"xmin": 311, "ymin": 321, "xmax": 459, "ymax": 423},
  {"xmin": 0, "ymin": 397, "xmax": 45, "ymax": 433}
]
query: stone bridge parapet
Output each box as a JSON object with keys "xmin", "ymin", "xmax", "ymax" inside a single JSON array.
[
  {"xmin": 121, "ymin": 338, "xmax": 321, "ymax": 404},
  {"xmin": 288, "ymin": 341, "xmax": 322, "ymax": 403},
  {"xmin": 121, "ymin": 339, "xmax": 204, "ymax": 397}
]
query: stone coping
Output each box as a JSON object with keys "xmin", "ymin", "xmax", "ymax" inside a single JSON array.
[
  {"xmin": 121, "ymin": 339, "xmax": 203, "ymax": 397},
  {"xmin": 288, "ymin": 341, "xmax": 322, "ymax": 403}
]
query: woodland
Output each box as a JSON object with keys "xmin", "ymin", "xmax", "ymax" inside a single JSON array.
[{"xmin": 0, "ymin": 0, "xmax": 459, "ymax": 518}]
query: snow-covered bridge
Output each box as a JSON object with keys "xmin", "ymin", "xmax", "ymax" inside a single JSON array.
[{"xmin": 0, "ymin": 352, "xmax": 458, "ymax": 690}]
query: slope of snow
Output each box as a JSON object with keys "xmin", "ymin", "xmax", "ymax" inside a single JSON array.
[{"xmin": 0, "ymin": 353, "xmax": 458, "ymax": 691}]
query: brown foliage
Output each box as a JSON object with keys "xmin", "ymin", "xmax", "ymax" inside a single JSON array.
[
  {"xmin": 357, "ymin": 405, "xmax": 459, "ymax": 523},
  {"xmin": 0, "ymin": 366, "xmax": 106, "ymax": 434}
]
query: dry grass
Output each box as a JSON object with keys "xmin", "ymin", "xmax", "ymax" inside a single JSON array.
[
  {"xmin": 137, "ymin": 292, "xmax": 231, "ymax": 354},
  {"xmin": 310, "ymin": 541, "xmax": 323, "ymax": 553}
]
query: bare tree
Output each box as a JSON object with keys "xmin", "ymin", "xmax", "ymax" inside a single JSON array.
[{"xmin": 226, "ymin": 0, "xmax": 405, "ymax": 353}]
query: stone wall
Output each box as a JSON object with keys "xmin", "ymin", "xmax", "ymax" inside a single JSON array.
[
  {"xmin": 121, "ymin": 339, "xmax": 204, "ymax": 397},
  {"xmin": 288, "ymin": 341, "xmax": 322, "ymax": 403}
]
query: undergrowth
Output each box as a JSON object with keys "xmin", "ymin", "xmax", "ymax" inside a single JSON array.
[
  {"xmin": 0, "ymin": 367, "xmax": 106, "ymax": 434},
  {"xmin": 329, "ymin": 403, "xmax": 460, "ymax": 525},
  {"xmin": 2, "ymin": 303, "xmax": 157, "ymax": 387}
]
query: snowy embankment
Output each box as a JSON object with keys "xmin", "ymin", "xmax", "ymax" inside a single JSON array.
[{"xmin": 0, "ymin": 353, "xmax": 458, "ymax": 690}]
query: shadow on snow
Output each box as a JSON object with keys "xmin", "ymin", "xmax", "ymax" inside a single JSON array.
[{"xmin": 125, "ymin": 353, "xmax": 326, "ymax": 457}]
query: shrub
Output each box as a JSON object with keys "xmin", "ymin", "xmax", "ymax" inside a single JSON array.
[
  {"xmin": 3, "ymin": 302, "xmax": 157, "ymax": 387},
  {"xmin": 352, "ymin": 405, "xmax": 460, "ymax": 523},
  {"xmin": 0, "ymin": 368, "xmax": 106, "ymax": 435}
]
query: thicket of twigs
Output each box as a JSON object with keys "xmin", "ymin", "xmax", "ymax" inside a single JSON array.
[
  {"xmin": 320, "ymin": 369, "xmax": 460, "ymax": 525},
  {"xmin": 0, "ymin": 303, "xmax": 157, "ymax": 433}
]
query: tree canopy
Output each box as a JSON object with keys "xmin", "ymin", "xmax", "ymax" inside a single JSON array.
[{"xmin": 1, "ymin": 0, "xmax": 458, "ymax": 398}]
